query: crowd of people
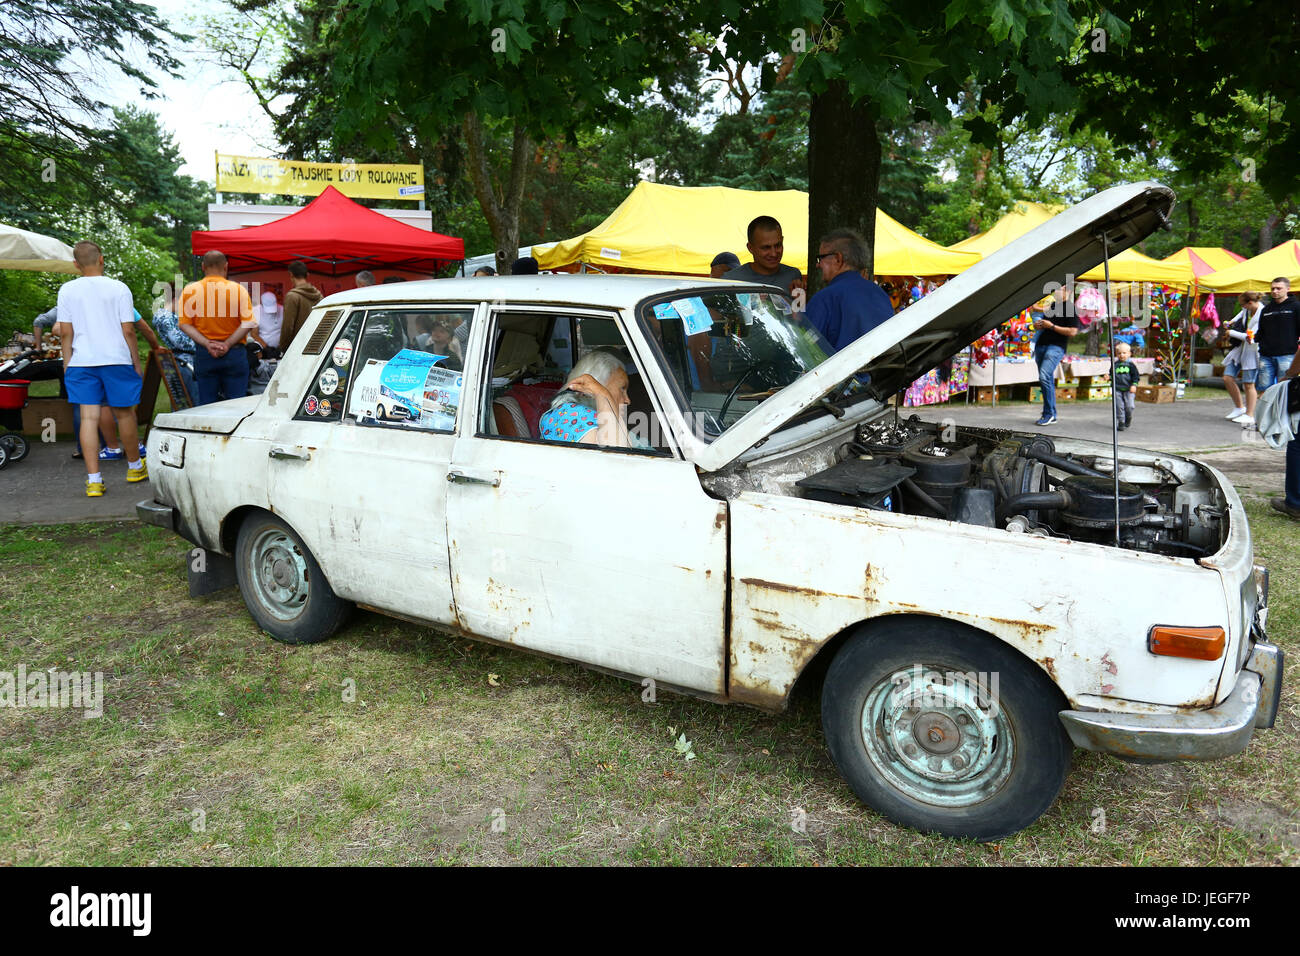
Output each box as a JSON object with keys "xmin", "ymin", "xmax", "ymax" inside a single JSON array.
[{"xmin": 33, "ymin": 223, "xmax": 1300, "ymax": 511}]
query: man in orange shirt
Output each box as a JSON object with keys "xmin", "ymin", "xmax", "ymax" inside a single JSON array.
[{"xmin": 179, "ymin": 250, "xmax": 256, "ymax": 404}]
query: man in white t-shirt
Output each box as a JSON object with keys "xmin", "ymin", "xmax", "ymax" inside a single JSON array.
[{"xmin": 58, "ymin": 240, "xmax": 148, "ymax": 496}]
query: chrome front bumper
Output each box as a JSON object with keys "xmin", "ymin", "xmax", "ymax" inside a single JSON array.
[{"xmin": 1058, "ymin": 638, "xmax": 1283, "ymax": 762}]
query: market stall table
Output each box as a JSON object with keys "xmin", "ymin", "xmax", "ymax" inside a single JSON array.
[{"xmin": 966, "ymin": 354, "xmax": 1154, "ymax": 387}]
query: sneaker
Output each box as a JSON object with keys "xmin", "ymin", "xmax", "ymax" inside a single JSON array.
[
  {"xmin": 1035, "ymin": 415, "xmax": 1057, "ymax": 426},
  {"xmin": 1271, "ymin": 497, "xmax": 1300, "ymax": 520},
  {"xmin": 126, "ymin": 461, "xmax": 149, "ymax": 483},
  {"xmin": 71, "ymin": 448, "xmax": 83, "ymax": 460},
  {"xmin": 98, "ymin": 447, "xmax": 124, "ymax": 461},
  {"xmin": 1238, "ymin": 415, "xmax": 1256, "ymax": 427},
  {"xmin": 85, "ymin": 480, "xmax": 105, "ymax": 498},
  {"xmin": 1117, "ymin": 422, "xmax": 1127, "ymax": 431},
  {"xmin": 1225, "ymin": 406, "xmax": 1247, "ymax": 420},
  {"xmin": 138, "ymin": 441, "xmax": 147, "ymax": 458}
]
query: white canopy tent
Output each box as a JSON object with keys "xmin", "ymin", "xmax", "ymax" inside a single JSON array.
[{"xmin": 0, "ymin": 222, "xmax": 78, "ymax": 274}]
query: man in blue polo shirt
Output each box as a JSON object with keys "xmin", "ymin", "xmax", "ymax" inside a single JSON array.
[{"xmin": 804, "ymin": 228, "xmax": 895, "ymax": 353}]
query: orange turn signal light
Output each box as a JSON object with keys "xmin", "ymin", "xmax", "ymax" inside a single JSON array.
[{"xmin": 1148, "ymin": 626, "xmax": 1226, "ymax": 661}]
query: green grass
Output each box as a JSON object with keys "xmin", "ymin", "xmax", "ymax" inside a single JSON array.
[{"xmin": 0, "ymin": 514, "xmax": 1295, "ymax": 866}]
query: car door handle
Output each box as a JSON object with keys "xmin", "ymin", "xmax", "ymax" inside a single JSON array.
[
  {"xmin": 447, "ymin": 469, "xmax": 501, "ymax": 487},
  {"xmin": 269, "ymin": 446, "xmax": 311, "ymax": 461}
]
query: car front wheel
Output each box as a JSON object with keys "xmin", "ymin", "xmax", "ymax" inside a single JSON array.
[
  {"xmin": 822, "ymin": 617, "xmax": 1071, "ymax": 841},
  {"xmin": 234, "ymin": 513, "xmax": 351, "ymax": 644}
]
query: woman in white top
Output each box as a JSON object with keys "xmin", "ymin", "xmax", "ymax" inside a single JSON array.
[{"xmin": 1223, "ymin": 291, "xmax": 1264, "ymax": 425}]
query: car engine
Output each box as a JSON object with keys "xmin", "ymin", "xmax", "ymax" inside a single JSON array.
[{"xmin": 723, "ymin": 414, "xmax": 1228, "ymax": 559}]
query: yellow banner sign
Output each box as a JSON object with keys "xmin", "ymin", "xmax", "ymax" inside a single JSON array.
[{"xmin": 215, "ymin": 153, "xmax": 425, "ymax": 200}]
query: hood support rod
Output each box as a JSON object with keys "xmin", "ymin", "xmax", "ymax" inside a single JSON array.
[{"xmin": 1097, "ymin": 230, "xmax": 1121, "ymax": 547}]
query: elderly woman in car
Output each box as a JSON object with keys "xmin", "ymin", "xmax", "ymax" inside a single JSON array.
[{"xmin": 539, "ymin": 348, "xmax": 632, "ymax": 447}]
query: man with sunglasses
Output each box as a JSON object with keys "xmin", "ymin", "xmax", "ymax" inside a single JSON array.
[{"xmin": 804, "ymin": 228, "xmax": 895, "ymax": 352}]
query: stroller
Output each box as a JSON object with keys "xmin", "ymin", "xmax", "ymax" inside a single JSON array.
[{"xmin": 0, "ymin": 348, "xmax": 36, "ymax": 469}]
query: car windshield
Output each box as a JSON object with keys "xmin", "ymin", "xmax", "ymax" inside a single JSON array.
[{"xmin": 638, "ymin": 288, "xmax": 869, "ymax": 440}]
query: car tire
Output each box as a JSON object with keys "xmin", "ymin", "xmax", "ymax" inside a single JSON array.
[
  {"xmin": 233, "ymin": 512, "xmax": 352, "ymax": 644},
  {"xmin": 822, "ymin": 617, "xmax": 1071, "ymax": 841},
  {"xmin": 376, "ymin": 403, "xmax": 386, "ymax": 421}
]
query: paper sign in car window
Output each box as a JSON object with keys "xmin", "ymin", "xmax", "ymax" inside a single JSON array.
[
  {"xmin": 652, "ymin": 302, "xmax": 681, "ymax": 322},
  {"xmin": 672, "ymin": 297, "xmax": 713, "ymax": 336},
  {"xmin": 374, "ymin": 349, "xmax": 449, "ymax": 429},
  {"xmin": 420, "ymin": 365, "xmax": 463, "ymax": 431}
]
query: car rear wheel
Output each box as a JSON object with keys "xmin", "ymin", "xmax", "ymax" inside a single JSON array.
[
  {"xmin": 822, "ymin": 617, "xmax": 1071, "ymax": 841},
  {"xmin": 234, "ymin": 513, "xmax": 351, "ymax": 644}
]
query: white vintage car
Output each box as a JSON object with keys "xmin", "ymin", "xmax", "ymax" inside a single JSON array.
[{"xmin": 139, "ymin": 182, "xmax": 1281, "ymax": 840}]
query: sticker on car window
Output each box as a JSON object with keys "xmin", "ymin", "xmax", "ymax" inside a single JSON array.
[
  {"xmin": 318, "ymin": 368, "xmax": 339, "ymax": 395},
  {"xmin": 673, "ymin": 297, "xmax": 713, "ymax": 336},
  {"xmin": 653, "ymin": 302, "xmax": 681, "ymax": 322},
  {"xmin": 332, "ymin": 338, "xmax": 353, "ymax": 367}
]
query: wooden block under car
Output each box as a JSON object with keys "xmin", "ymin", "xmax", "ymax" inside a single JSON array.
[{"xmin": 1136, "ymin": 384, "xmax": 1175, "ymax": 404}]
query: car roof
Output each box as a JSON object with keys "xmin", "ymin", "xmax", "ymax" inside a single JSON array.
[{"xmin": 318, "ymin": 274, "xmax": 738, "ymax": 310}]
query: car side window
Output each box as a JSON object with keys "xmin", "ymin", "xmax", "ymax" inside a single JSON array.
[
  {"xmin": 342, "ymin": 309, "xmax": 474, "ymax": 432},
  {"xmin": 477, "ymin": 311, "xmax": 670, "ymax": 454},
  {"xmin": 295, "ymin": 310, "xmax": 363, "ymax": 422}
]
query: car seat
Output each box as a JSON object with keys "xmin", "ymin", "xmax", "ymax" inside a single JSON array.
[{"xmin": 492, "ymin": 396, "xmax": 530, "ymax": 438}]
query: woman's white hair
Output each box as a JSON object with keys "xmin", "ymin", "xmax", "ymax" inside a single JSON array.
[{"xmin": 548, "ymin": 347, "xmax": 626, "ymax": 410}]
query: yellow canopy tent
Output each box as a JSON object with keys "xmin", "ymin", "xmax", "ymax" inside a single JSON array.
[
  {"xmin": 0, "ymin": 222, "xmax": 77, "ymax": 273},
  {"xmin": 1079, "ymin": 247, "xmax": 1188, "ymax": 284},
  {"xmin": 945, "ymin": 201, "xmax": 1063, "ymax": 260},
  {"xmin": 531, "ymin": 181, "xmax": 978, "ymax": 277},
  {"xmin": 1160, "ymin": 246, "xmax": 1245, "ymax": 279},
  {"xmin": 1199, "ymin": 240, "xmax": 1300, "ymax": 293}
]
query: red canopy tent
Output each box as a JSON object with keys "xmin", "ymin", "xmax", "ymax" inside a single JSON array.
[{"xmin": 190, "ymin": 185, "xmax": 464, "ymax": 276}]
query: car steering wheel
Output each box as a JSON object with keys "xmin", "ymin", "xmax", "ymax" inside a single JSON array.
[{"xmin": 718, "ymin": 361, "xmax": 775, "ymax": 423}]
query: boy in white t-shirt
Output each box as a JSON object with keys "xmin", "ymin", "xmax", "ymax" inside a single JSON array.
[{"xmin": 57, "ymin": 240, "xmax": 147, "ymax": 496}]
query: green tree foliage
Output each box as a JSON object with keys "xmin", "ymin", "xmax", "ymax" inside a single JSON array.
[
  {"xmin": 0, "ymin": 0, "xmax": 183, "ymax": 214},
  {"xmin": 320, "ymin": 0, "xmax": 701, "ymax": 269},
  {"xmin": 101, "ymin": 108, "xmax": 212, "ymax": 268}
]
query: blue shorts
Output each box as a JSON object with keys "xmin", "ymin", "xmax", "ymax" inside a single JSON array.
[
  {"xmin": 65, "ymin": 365, "xmax": 143, "ymax": 408},
  {"xmin": 1223, "ymin": 360, "xmax": 1258, "ymax": 384}
]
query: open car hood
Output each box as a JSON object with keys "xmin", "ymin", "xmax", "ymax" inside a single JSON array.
[{"xmin": 693, "ymin": 181, "xmax": 1175, "ymax": 473}]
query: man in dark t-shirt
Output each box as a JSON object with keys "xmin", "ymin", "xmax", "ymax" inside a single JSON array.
[
  {"xmin": 1257, "ymin": 277, "xmax": 1300, "ymax": 389},
  {"xmin": 723, "ymin": 215, "xmax": 803, "ymax": 296},
  {"xmin": 1032, "ymin": 286, "xmax": 1081, "ymax": 425}
]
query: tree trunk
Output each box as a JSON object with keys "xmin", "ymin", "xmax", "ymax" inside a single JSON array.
[
  {"xmin": 807, "ymin": 80, "xmax": 881, "ymax": 290},
  {"xmin": 1185, "ymin": 197, "xmax": 1198, "ymax": 246},
  {"xmin": 464, "ymin": 114, "xmax": 532, "ymax": 273},
  {"xmin": 1260, "ymin": 213, "xmax": 1280, "ymax": 254}
]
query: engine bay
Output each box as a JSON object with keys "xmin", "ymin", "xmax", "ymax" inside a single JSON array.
[{"xmin": 709, "ymin": 413, "xmax": 1228, "ymax": 559}]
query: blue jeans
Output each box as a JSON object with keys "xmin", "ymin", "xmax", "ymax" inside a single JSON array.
[
  {"xmin": 1034, "ymin": 342, "xmax": 1066, "ymax": 417},
  {"xmin": 1287, "ymin": 437, "xmax": 1300, "ymax": 510},
  {"xmin": 193, "ymin": 345, "xmax": 249, "ymax": 405},
  {"xmin": 1257, "ymin": 354, "xmax": 1293, "ymax": 391}
]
